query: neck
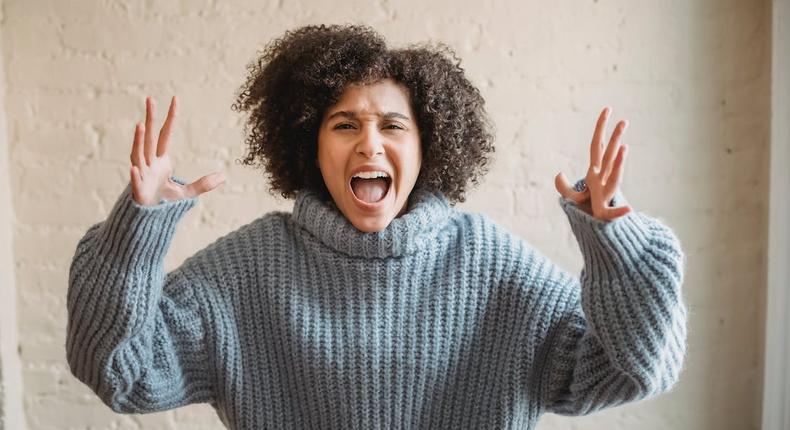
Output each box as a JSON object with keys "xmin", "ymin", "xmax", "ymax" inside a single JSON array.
[{"xmin": 290, "ymin": 187, "xmax": 455, "ymax": 259}]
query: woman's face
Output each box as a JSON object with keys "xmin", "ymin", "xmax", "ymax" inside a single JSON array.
[{"xmin": 317, "ymin": 78, "xmax": 422, "ymax": 233}]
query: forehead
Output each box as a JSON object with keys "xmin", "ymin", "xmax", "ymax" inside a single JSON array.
[{"xmin": 325, "ymin": 78, "xmax": 412, "ymax": 118}]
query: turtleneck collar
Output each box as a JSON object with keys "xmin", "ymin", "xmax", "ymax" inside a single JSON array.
[{"xmin": 290, "ymin": 187, "xmax": 457, "ymax": 259}]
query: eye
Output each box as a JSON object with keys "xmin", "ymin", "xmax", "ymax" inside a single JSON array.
[
  {"xmin": 385, "ymin": 123, "xmax": 405, "ymax": 130},
  {"xmin": 334, "ymin": 123, "xmax": 355, "ymax": 130}
]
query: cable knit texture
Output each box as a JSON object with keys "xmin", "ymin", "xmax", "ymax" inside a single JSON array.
[{"xmin": 66, "ymin": 176, "xmax": 687, "ymax": 429}]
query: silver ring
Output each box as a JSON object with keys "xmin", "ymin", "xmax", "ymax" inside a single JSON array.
[{"xmin": 573, "ymin": 178, "xmax": 588, "ymax": 192}]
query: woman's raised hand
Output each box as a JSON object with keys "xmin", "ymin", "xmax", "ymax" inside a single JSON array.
[
  {"xmin": 554, "ymin": 106, "xmax": 633, "ymax": 221},
  {"xmin": 130, "ymin": 96, "xmax": 225, "ymax": 206}
]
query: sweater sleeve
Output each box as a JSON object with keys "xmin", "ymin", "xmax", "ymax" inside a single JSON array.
[
  {"xmin": 537, "ymin": 179, "xmax": 688, "ymax": 416},
  {"xmin": 65, "ymin": 177, "xmax": 215, "ymax": 413}
]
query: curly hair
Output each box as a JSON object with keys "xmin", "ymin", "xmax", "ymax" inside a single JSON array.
[{"xmin": 231, "ymin": 24, "xmax": 495, "ymax": 204}]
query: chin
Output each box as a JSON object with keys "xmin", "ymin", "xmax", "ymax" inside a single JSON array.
[{"xmin": 349, "ymin": 215, "xmax": 394, "ymax": 233}]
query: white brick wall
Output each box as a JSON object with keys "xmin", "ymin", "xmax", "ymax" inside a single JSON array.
[
  {"xmin": 1, "ymin": 1, "xmax": 26, "ymax": 428},
  {"xmin": 0, "ymin": 1, "xmax": 771, "ymax": 429}
]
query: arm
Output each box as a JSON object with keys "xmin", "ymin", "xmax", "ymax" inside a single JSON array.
[
  {"xmin": 65, "ymin": 178, "xmax": 215, "ymax": 413},
  {"xmin": 536, "ymin": 187, "xmax": 688, "ymax": 416}
]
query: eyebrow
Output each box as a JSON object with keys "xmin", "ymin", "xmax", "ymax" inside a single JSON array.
[{"xmin": 326, "ymin": 110, "xmax": 411, "ymax": 122}]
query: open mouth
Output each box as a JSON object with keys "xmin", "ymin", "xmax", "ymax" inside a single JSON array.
[{"xmin": 349, "ymin": 175, "xmax": 392, "ymax": 205}]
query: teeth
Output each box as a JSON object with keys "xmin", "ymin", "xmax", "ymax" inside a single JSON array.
[{"xmin": 352, "ymin": 170, "xmax": 390, "ymax": 179}]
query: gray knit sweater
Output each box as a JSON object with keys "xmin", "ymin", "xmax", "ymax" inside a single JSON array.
[{"xmin": 66, "ymin": 177, "xmax": 687, "ymax": 429}]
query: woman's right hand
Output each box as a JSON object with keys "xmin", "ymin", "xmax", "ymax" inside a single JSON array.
[{"xmin": 130, "ymin": 96, "xmax": 225, "ymax": 206}]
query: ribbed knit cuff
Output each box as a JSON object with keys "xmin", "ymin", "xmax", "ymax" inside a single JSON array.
[
  {"xmin": 558, "ymin": 195, "xmax": 653, "ymax": 279},
  {"xmin": 557, "ymin": 187, "xmax": 686, "ymax": 386},
  {"xmin": 95, "ymin": 176, "xmax": 198, "ymax": 272}
]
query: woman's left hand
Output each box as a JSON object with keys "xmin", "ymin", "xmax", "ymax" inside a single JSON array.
[{"xmin": 554, "ymin": 106, "xmax": 633, "ymax": 221}]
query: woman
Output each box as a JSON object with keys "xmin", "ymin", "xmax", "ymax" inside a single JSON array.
[{"xmin": 66, "ymin": 24, "xmax": 687, "ymax": 429}]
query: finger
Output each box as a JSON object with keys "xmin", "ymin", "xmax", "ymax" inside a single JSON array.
[
  {"xmin": 130, "ymin": 122, "xmax": 145, "ymax": 168},
  {"xmin": 157, "ymin": 95, "xmax": 178, "ymax": 157},
  {"xmin": 555, "ymin": 171, "xmax": 590, "ymax": 203},
  {"xmin": 130, "ymin": 164, "xmax": 143, "ymax": 185},
  {"xmin": 130, "ymin": 165, "xmax": 143, "ymax": 202},
  {"xmin": 144, "ymin": 97, "xmax": 155, "ymax": 165},
  {"xmin": 590, "ymin": 107, "xmax": 610, "ymax": 172},
  {"xmin": 183, "ymin": 172, "xmax": 226, "ymax": 198},
  {"xmin": 600, "ymin": 120, "xmax": 628, "ymax": 183},
  {"xmin": 602, "ymin": 204, "xmax": 632, "ymax": 219},
  {"xmin": 604, "ymin": 144, "xmax": 627, "ymax": 198}
]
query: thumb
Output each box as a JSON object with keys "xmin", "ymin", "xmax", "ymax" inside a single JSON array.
[
  {"xmin": 184, "ymin": 172, "xmax": 225, "ymax": 198},
  {"xmin": 554, "ymin": 171, "xmax": 572, "ymax": 196},
  {"xmin": 555, "ymin": 172, "xmax": 589, "ymax": 203}
]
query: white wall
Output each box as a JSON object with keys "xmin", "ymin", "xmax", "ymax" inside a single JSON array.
[
  {"xmin": 0, "ymin": 1, "xmax": 771, "ymax": 429},
  {"xmin": 0, "ymin": 0, "xmax": 26, "ymax": 427}
]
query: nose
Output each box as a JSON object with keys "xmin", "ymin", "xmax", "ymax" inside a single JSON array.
[{"xmin": 355, "ymin": 126, "xmax": 385, "ymax": 158}]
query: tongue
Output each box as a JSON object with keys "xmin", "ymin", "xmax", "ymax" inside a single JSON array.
[{"xmin": 351, "ymin": 178, "xmax": 388, "ymax": 203}]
